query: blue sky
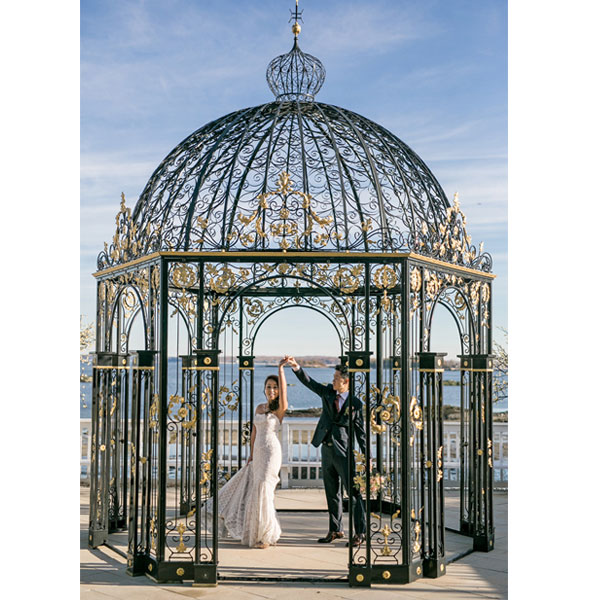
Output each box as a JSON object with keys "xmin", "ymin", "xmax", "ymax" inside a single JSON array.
[{"xmin": 80, "ymin": 0, "xmax": 507, "ymax": 356}]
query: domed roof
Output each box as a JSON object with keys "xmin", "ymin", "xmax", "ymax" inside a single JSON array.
[{"xmin": 98, "ymin": 18, "xmax": 491, "ymax": 273}]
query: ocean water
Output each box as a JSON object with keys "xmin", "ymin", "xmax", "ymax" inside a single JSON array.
[{"xmin": 80, "ymin": 359, "xmax": 508, "ymax": 418}]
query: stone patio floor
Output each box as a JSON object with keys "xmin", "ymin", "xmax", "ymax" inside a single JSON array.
[{"xmin": 81, "ymin": 487, "xmax": 507, "ymax": 599}]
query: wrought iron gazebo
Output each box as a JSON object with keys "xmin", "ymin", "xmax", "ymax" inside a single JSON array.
[{"xmin": 89, "ymin": 6, "xmax": 495, "ymax": 588}]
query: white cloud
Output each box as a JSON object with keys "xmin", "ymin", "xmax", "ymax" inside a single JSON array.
[
  {"xmin": 308, "ymin": 1, "xmax": 439, "ymax": 56},
  {"xmin": 80, "ymin": 152, "xmax": 157, "ymax": 182}
]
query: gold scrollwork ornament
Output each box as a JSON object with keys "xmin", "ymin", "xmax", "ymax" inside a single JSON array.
[
  {"xmin": 209, "ymin": 266, "xmax": 236, "ymax": 293},
  {"xmin": 172, "ymin": 264, "xmax": 197, "ymax": 289},
  {"xmin": 410, "ymin": 267, "xmax": 422, "ymax": 292},
  {"xmin": 373, "ymin": 265, "xmax": 398, "ymax": 290},
  {"xmin": 333, "ymin": 267, "xmax": 361, "ymax": 294}
]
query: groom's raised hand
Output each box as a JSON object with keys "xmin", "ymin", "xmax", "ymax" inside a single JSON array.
[{"xmin": 287, "ymin": 356, "xmax": 299, "ymax": 370}]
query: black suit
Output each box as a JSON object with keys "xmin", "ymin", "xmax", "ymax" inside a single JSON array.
[{"xmin": 293, "ymin": 367, "xmax": 366, "ymax": 535}]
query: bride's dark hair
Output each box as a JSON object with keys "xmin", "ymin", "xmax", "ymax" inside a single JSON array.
[{"xmin": 264, "ymin": 374, "xmax": 280, "ymax": 412}]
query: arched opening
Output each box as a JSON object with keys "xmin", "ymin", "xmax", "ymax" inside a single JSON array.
[
  {"xmin": 216, "ymin": 305, "xmax": 352, "ymax": 580},
  {"xmin": 428, "ymin": 301, "xmax": 464, "ymax": 533}
]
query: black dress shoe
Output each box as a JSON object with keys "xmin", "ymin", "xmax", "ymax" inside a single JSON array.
[
  {"xmin": 346, "ymin": 534, "xmax": 365, "ymax": 547},
  {"xmin": 318, "ymin": 531, "xmax": 345, "ymax": 543}
]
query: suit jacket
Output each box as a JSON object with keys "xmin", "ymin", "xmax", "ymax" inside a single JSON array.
[{"xmin": 293, "ymin": 367, "xmax": 366, "ymax": 458}]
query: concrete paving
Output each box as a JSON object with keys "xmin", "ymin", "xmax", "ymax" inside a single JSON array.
[{"xmin": 81, "ymin": 486, "xmax": 507, "ymax": 599}]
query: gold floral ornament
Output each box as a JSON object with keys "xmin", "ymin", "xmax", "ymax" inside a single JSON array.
[
  {"xmin": 415, "ymin": 193, "xmax": 483, "ymax": 265},
  {"xmin": 409, "ymin": 267, "xmax": 422, "ymax": 316},
  {"xmin": 410, "ymin": 267, "xmax": 422, "ymax": 293},
  {"xmin": 101, "ymin": 193, "xmax": 140, "ymax": 268},
  {"xmin": 436, "ymin": 445, "xmax": 444, "ymax": 482},
  {"xmin": 219, "ymin": 385, "xmax": 239, "ymax": 412},
  {"xmin": 353, "ymin": 459, "xmax": 388, "ymax": 498},
  {"xmin": 424, "ymin": 269, "xmax": 443, "ymax": 300},
  {"xmin": 149, "ymin": 394, "xmax": 159, "ymax": 430},
  {"xmin": 150, "ymin": 517, "xmax": 157, "ymax": 550},
  {"xmin": 380, "ymin": 524, "xmax": 393, "ymax": 556},
  {"xmin": 373, "ymin": 266, "xmax": 398, "ymax": 312},
  {"xmin": 167, "ymin": 394, "xmax": 197, "ymax": 430},
  {"xmin": 236, "ymin": 171, "xmax": 339, "ymax": 250},
  {"xmin": 175, "ymin": 522, "xmax": 188, "ymax": 553},
  {"xmin": 198, "ymin": 449, "xmax": 213, "ymax": 485},
  {"xmin": 437, "ymin": 193, "xmax": 472, "ymax": 263},
  {"xmin": 332, "ymin": 265, "xmax": 362, "ymax": 294},
  {"xmin": 416, "ymin": 192, "xmax": 486, "ymax": 268},
  {"xmin": 409, "ymin": 396, "xmax": 423, "ymax": 447},
  {"xmin": 370, "ymin": 385, "xmax": 400, "ymax": 435},
  {"xmin": 480, "ymin": 282, "xmax": 491, "ymax": 328},
  {"xmin": 243, "ymin": 298, "xmax": 265, "ymax": 325},
  {"xmin": 172, "ymin": 291, "xmax": 197, "ymax": 321},
  {"xmin": 172, "ymin": 264, "xmax": 197, "ymax": 289},
  {"xmin": 207, "ymin": 265, "xmax": 236, "ymax": 293},
  {"xmin": 133, "ymin": 268, "xmax": 150, "ymax": 305},
  {"xmin": 101, "ymin": 280, "xmax": 117, "ymax": 308},
  {"xmin": 121, "ymin": 289, "xmax": 137, "ymax": 318},
  {"xmin": 412, "ymin": 520, "xmax": 422, "ymax": 554}
]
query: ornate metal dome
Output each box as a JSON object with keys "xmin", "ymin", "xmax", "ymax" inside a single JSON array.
[{"xmin": 98, "ymin": 13, "xmax": 491, "ymax": 273}]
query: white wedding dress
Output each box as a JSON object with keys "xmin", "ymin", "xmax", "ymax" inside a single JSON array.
[{"xmin": 205, "ymin": 411, "xmax": 282, "ymax": 547}]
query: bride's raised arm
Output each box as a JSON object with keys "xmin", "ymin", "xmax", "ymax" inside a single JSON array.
[{"xmin": 275, "ymin": 359, "xmax": 288, "ymax": 422}]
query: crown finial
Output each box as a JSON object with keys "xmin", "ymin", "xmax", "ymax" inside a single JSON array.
[{"xmin": 266, "ymin": 1, "xmax": 325, "ymax": 100}]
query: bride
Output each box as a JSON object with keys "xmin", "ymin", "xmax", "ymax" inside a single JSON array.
[{"xmin": 205, "ymin": 357, "xmax": 289, "ymax": 548}]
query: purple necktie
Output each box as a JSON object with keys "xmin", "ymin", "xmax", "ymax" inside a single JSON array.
[{"xmin": 335, "ymin": 394, "xmax": 342, "ymax": 413}]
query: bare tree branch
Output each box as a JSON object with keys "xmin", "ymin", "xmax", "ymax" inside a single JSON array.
[{"xmin": 492, "ymin": 327, "xmax": 507, "ymax": 404}]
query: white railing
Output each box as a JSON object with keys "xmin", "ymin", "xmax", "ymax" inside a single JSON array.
[{"xmin": 80, "ymin": 419, "xmax": 508, "ymax": 488}]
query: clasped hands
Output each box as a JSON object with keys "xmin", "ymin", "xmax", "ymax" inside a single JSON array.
[{"xmin": 278, "ymin": 355, "xmax": 298, "ymax": 369}]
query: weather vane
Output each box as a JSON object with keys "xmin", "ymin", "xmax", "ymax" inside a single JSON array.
[{"xmin": 289, "ymin": 0, "xmax": 303, "ymax": 38}]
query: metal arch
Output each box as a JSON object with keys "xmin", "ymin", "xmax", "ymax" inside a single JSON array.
[
  {"xmin": 165, "ymin": 298, "xmax": 195, "ymax": 352},
  {"xmin": 215, "ymin": 273, "xmax": 353, "ymax": 344},
  {"xmin": 122, "ymin": 305, "xmax": 148, "ymax": 352},
  {"xmin": 425, "ymin": 285, "xmax": 476, "ymax": 355},
  {"xmin": 106, "ymin": 284, "xmax": 148, "ymax": 353},
  {"xmin": 247, "ymin": 303, "xmax": 346, "ymax": 357}
]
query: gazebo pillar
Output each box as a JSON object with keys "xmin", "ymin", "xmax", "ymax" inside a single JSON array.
[
  {"xmin": 238, "ymin": 355, "xmax": 255, "ymax": 470},
  {"xmin": 417, "ymin": 352, "xmax": 447, "ymax": 578},
  {"xmin": 346, "ymin": 349, "xmax": 373, "ymax": 587},
  {"xmin": 192, "ymin": 348, "xmax": 221, "ymax": 586},
  {"xmin": 126, "ymin": 350, "xmax": 156, "ymax": 576},
  {"xmin": 178, "ymin": 355, "xmax": 198, "ymax": 515},
  {"xmin": 459, "ymin": 354, "xmax": 495, "ymax": 552},
  {"xmin": 89, "ymin": 352, "xmax": 130, "ymax": 548}
]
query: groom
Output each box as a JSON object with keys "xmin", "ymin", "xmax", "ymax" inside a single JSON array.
[{"xmin": 285, "ymin": 356, "xmax": 367, "ymax": 547}]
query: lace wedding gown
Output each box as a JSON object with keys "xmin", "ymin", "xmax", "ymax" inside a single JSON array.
[{"xmin": 205, "ymin": 411, "xmax": 282, "ymax": 547}]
